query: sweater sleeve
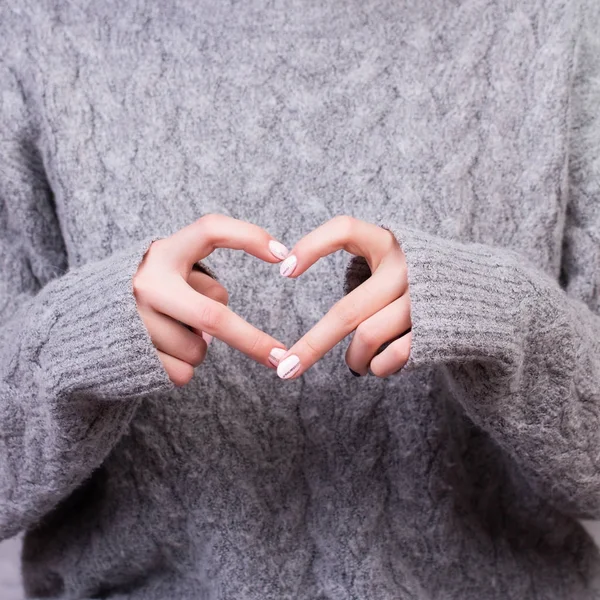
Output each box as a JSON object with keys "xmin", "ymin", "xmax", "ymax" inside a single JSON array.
[
  {"xmin": 0, "ymin": 65, "xmax": 176, "ymax": 540},
  {"xmin": 345, "ymin": 1, "xmax": 600, "ymax": 521}
]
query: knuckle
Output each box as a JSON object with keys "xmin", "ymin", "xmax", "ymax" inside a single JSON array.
[
  {"xmin": 132, "ymin": 272, "xmax": 154, "ymax": 300},
  {"xmin": 391, "ymin": 340, "xmax": 410, "ymax": 365},
  {"xmin": 353, "ymin": 324, "xmax": 379, "ymax": 351},
  {"xmin": 144, "ymin": 239, "xmax": 170, "ymax": 265},
  {"xmin": 381, "ymin": 229, "xmax": 399, "ymax": 254},
  {"xmin": 197, "ymin": 213, "xmax": 222, "ymax": 232},
  {"xmin": 185, "ymin": 337, "xmax": 206, "ymax": 366},
  {"xmin": 247, "ymin": 333, "xmax": 263, "ymax": 356},
  {"xmin": 197, "ymin": 302, "xmax": 225, "ymax": 331},
  {"xmin": 331, "ymin": 302, "xmax": 360, "ymax": 330},
  {"xmin": 332, "ymin": 215, "xmax": 356, "ymax": 239},
  {"xmin": 369, "ymin": 361, "xmax": 384, "ymax": 378},
  {"xmin": 302, "ymin": 334, "xmax": 322, "ymax": 360},
  {"xmin": 169, "ymin": 363, "xmax": 194, "ymax": 387},
  {"xmin": 206, "ymin": 283, "xmax": 229, "ymax": 305},
  {"xmin": 133, "ymin": 243, "xmax": 172, "ymax": 300},
  {"xmin": 216, "ymin": 289, "xmax": 229, "ymax": 306},
  {"xmin": 149, "ymin": 237, "xmax": 169, "ymax": 254}
]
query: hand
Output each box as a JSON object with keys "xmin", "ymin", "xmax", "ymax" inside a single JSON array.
[
  {"xmin": 133, "ymin": 214, "xmax": 290, "ymax": 386},
  {"xmin": 272, "ymin": 216, "xmax": 412, "ymax": 380}
]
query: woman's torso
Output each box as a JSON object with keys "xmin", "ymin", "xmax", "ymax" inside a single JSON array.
[{"xmin": 17, "ymin": 0, "xmax": 598, "ymax": 598}]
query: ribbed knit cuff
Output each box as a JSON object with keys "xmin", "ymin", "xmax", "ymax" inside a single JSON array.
[
  {"xmin": 41, "ymin": 237, "xmax": 175, "ymax": 400},
  {"xmin": 345, "ymin": 226, "xmax": 525, "ymax": 372}
]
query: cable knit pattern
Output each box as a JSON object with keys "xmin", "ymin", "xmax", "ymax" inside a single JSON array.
[{"xmin": 1, "ymin": 0, "xmax": 600, "ymax": 598}]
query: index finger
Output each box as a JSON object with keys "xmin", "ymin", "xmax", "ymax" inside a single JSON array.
[
  {"xmin": 276, "ymin": 263, "xmax": 405, "ymax": 379},
  {"xmin": 274, "ymin": 217, "xmax": 406, "ymax": 379},
  {"xmin": 279, "ymin": 216, "xmax": 399, "ymax": 279},
  {"xmin": 165, "ymin": 214, "xmax": 290, "ymax": 272},
  {"xmin": 152, "ymin": 275, "xmax": 288, "ymax": 368}
]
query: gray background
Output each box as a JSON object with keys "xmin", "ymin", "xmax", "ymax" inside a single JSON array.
[
  {"xmin": 0, "ymin": 537, "xmax": 24, "ymax": 600},
  {"xmin": 1, "ymin": 524, "xmax": 599, "ymax": 598}
]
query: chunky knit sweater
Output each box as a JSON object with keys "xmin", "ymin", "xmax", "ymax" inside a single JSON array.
[{"xmin": 1, "ymin": 1, "xmax": 600, "ymax": 598}]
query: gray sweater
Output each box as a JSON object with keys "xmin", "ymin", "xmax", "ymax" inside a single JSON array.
[{"xmin": 1, "ymin": 0, "xmax": 600, "ymax": 598}]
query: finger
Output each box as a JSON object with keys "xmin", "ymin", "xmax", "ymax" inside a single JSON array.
[
  {"xmin": 369, "ymin": 331, "xmax": 413, "ymax": 377},
  {"xmin": 187, "ymin": 271, "xmax": 229, "ymax": 344},
  {"xmin": 345, "ymin": 295, "xmax": 412, "ymax": 376},
  {"xmin": 157, "ymin": 350, "xmax": 195, "ymax": 387},
  {"xmin": 276, "ymin": 263, "xmax": 404, "ymax": 379},
  {"xmin": 151, "ymin": 274, "xmax": 287, "ymax": 368},
  {"xmin": 278, "ymin": 216, "xmax": 402, "ymax": 279},
  {"xmin": 140, "ymin": 305, "xmax": 208, "ymax": 366},
  {"xmin": 165, "ymin": 214, "xmax": 290, "ymax": 270},
  {"xmin": 188, "ymin": 270, "xmax": 229, "ymax": 306}
]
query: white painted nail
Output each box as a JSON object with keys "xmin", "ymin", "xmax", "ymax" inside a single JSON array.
[
  {"xmin": 201, "ymin": 332, "xmax": 213, "ymax": 345},
  {"xmin": 268, "ymin": 347, "xmax": 287, "ymax": 367},
  {"xmin": 277, "ymin": 355, "xmax": 301, "ymax": 379},
  {"xmin": 268, "ymin": 240, "xmax": 289, "ymax": 261},
  {"xmin": 280, "ymin": 255, "xmax": 297, "ymax": 277}
]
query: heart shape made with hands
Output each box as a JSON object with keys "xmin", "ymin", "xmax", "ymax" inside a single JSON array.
[
  {"xmin": 266, "ymin": 216, "xmax": 412, "ymax": 380},
  {"xmin": 135, "ymin": 215, "xmax": 412, "ymax": 387}
]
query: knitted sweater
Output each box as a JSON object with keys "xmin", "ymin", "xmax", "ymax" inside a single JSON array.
[{"xmin": 1, "ymin": 0, "xmax": 600, "ymax": 598}]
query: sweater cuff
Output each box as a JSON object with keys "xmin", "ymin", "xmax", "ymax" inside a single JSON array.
[
  {"xmin": 41, "ymin": 237, "xmax": 175, "ymax": 400},
  {"xmin": 345, "ymin": 226, "xmax": 525, "ymax": 371}
]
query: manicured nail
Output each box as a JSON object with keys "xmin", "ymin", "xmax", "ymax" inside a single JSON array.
[
  {"xmin": 268, "ymin": 347, "xmax": 287, "ymax": 367},
  {"xmin": 277, "ymin": 355, "xmax": 301, "ymax": 379},
  {"xmin": 349, "ymin": 368, "xmax": 361, "ymax": 377},
  {"xmin": 268, "ymin": 240, "xmax": 289, "ymax": 261},
  {"xmin": 201, "ymin": 332, "xmax": 213, "ymax": 345},
  {"xmin": 280, "ymin": 255, "xmax": 297, "ymax": 277}
]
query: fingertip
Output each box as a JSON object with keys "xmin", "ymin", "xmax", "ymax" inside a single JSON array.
[
  {"xmin": 279, "ymin": 254, "xmax": 298, "ymax": 277},
  {"xmin": 268, "ymin": 240, "xmax": 290, "ymax": 262},
  {"xmin": 268, "ymin": 346, "xmax": 287, "ymax": 367},
  {"xmin": 276, "ymin": 354, "xmax": 301, "ymax": 379},
  {"xmin": 370, "ymin": 334, "xmax": 411, "ymax": 377}
]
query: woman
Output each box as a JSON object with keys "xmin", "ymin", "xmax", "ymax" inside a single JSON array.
[{"xmin": 1, "ymin": 0, "xmax": 599, "ymax": 598}]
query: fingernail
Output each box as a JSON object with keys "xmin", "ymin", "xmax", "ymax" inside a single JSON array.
[
  {"xmin": 280, "ymin": 255, "xmax": 297, "ymax": 277},
  {"xmin": 202, "ymin": 332, "xmax": 213, "ymax": 345},
  {"xmin": 349, "ymin": 368, "xmax": 361, "ymax": 377},
  {"xmin": 268, "ymin": 347, "xmax": 287, "ymax": 367},
  {"xmin": 268, "ymin": 240, "xmax": 289, "ymax": 261},
  {"xmin": 277, "ymin": 355, "xmax": 301, "ymax": 379}
]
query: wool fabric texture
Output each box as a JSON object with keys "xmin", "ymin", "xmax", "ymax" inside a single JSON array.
[{"xmin": 1, "ymin": 1, "xmax": 600, "ymax": 598}]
